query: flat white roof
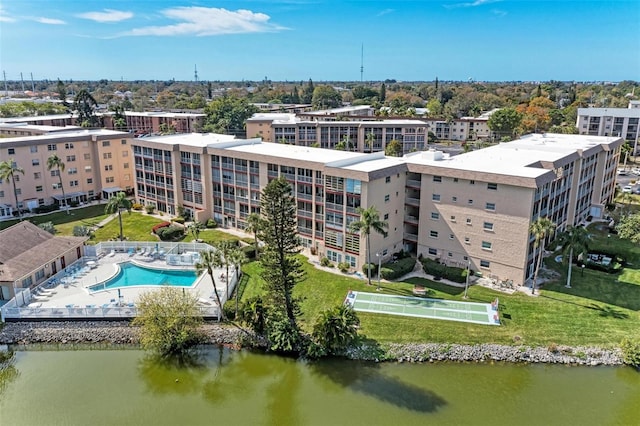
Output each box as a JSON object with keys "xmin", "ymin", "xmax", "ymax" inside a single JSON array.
[
  {"xmin": 0, "ymin": 123, "xmax": 81, "ymax": 132},
  {"xmin": 0, "ymin": 113, "xmax": 74, "ymax": 123},
  {"xmin": 0, "ymin": 128, "xmax": 130, "ymax": 143},
  {"xmin": 220, "ymin": 140, "xmax": 364, "ymax": 164},
  {"xmin": 405, "ymin": 133, "xmax": 620, "ymax": 178},
  {"xmin": 140, "ymin": 132, "xmax": 236, "ymax": 147},
  {"xmin": 121, "ymin": 111, "xmax": 205, "ymax": 118},
  {"xmin": 578, "ymin": 107, "xmax": 640, "ymax": 118}
]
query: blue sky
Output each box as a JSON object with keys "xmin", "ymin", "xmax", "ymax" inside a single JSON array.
[{"xmin": 1, "ymin": 1, "xmax": 638, "ymax": 82}]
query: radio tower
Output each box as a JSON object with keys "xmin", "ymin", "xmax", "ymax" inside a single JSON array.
[
  {"xmin": 360, "ymin": 44, "xmax": 364, "ymax": 82},
  {"xmin": 194, "ymin": 64, "xmax": 199, "ymax": 83}
]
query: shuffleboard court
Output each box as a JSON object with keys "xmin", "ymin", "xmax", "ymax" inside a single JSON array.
[{"xmin": 344, "ymin": 291, "xmax": 500, "ymax": 326}]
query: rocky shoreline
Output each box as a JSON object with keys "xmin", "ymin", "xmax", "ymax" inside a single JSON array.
[{"xmin": 0, "ymin": 321, "xmax": 623, "ymax": 366}]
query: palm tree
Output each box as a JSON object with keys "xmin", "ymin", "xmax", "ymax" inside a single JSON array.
[
  {"xmin": 228, "ymin": 246, "xmax": 248, "ymax": 318},
  {"xmin": 0, "ymin": 159, "xmax": 25, "ymax": 220},
  {"xmin": 187, "ymin": 220, "xmax": 204, "ymax": 241},
  {"xmin": 246, "ymin": 213, "xmax": 262, "ymax": 260},
  {"xmin": 195, "ymin": 249, "xmax": 225, "ymax": 322},
  {"xmin": 365, "ymin": 132, "xmax": 375, "ymax": 153},
  {"xmin": 349, "ymin": 206, "xmax": 388, "ymax": 287},
  {"xmin": 558, "ymin": 226, "xmax": 590, "ymax": 289},
  {"xmin": 214, "ymin": 240, "xmax": 237, "ymax": 301},
  {"xmin": 47, "ymin": 154, "xmax": 67, "ymax": 214},
  {"xmin": 104, "ymin": 191, "xmax": 132, "ymax": 241},
  {"xmin": 528, "ymin": 217, "xmax": 556, "ymax": 294}
]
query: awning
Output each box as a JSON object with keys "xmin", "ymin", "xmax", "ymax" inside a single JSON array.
[
  {"xmin": 102, "ymin": 187, "xmax": 123, "ymax": 194},
  {"xmin": 51, "ymin": 191, "xmax": 86, "ymax": 200}
]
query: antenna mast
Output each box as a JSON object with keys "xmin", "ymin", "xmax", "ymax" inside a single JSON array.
[
  {"xmin": 30, "ymin": 72, "xmax": 35, "ymax": 92},
  {"xmin": 194, "ymin": 64, "xmax": 199, "ymax": 83},
  {"xmin": 360, "ymin": 44, "xmax": 364, "ymax": 83}
]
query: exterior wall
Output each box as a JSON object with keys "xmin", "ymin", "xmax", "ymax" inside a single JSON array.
[
  {"xmin": 577, "ymin": 108, "xmax": 640, "ymax": 152},
  {"xmin": 0, "ymin": 131, "xmax": 132, "ymax": 216},
  {"xmin": 133, "ymin": 141, "xmax": 179, "ymax": 217}
]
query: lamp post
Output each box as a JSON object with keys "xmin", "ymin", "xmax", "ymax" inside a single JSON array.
[
  {"xmin": 376, "ymin": 252, "xmax": 382, "ymax": 291},
  {"xmin": 463, "ymin": 259, "xmax": 471, "ymax": 299},
  {"xmin": 581, "ymin": 264, "xmax": 585, "ymax": 277}
]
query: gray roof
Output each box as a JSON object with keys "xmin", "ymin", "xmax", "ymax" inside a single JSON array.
[{"xmin": 0, "ymin": 221, "xmax": 87, "ymax": 282}]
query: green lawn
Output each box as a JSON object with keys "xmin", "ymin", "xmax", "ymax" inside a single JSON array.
[
  {"xmin": 200, "ymin": 229, "xmax": 253, "ymax": 245},
  {"xmin": 0, "ymin": 204, "xmax": 109, "ymax": 235},
  {"xmin": 92, "ymin": 213, "xmax": 166, "ymax": 242},
  {"xmin": 240, "ymin": 246, "xmax": 640, "ymax": 347}
]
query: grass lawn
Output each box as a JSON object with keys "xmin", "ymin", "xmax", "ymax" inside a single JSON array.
[
  {"xmin": 92, "ymin": 212, "xmax": 166, "ymax": 242},
  {"xmin": 200, "ymin": 229, "xmax": 253, "ymax": 245},
  {"xmin": 240, "ymin": 248, "xmax": 640, "ymax": 347},
  {"xmin": 0, "ymin": 204, "xmax": 109, "ymax": 235}
]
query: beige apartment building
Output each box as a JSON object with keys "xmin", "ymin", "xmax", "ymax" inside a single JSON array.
[
  {"xmin": 132, "ymin": 132, "xmax": 621, "ymax": 287},
  {"xmin": 577, "ymin": 101, "xmax": 640, "ymax": 153},
  {"xmin": 102, "ymin": 111, "xmax": 205, "ymax": 135},
  {"xmin": 0, "ymin": 129, "xmax": 133, "ymax": 218}
]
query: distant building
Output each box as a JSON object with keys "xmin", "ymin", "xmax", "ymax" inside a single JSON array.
[
  {"xmin": 577, "ymin": 101, "xmax": 640, "ymax": 152},
  {"xmin": 101, "ymin": 111, "xmax": 205, "ymax": 136}
]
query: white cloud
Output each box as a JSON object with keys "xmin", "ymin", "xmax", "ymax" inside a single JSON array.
[
  {"xmin": 77, "ymin": 9, "xmax": 133, "ymax": 23},
  {"xmin": 492, "ymin": 9, "xmax": 507, "ymax": 17},
  {"xmin": 35, "ymin": 17, "xmax": 66, "ymax": 25},
  {"xmin": 122, "ymin": 7, "xmax": 286, "ymax": 37},
  {"xmin": 0, "ymin": 6, "xmax": 15, "ymax": 22},
  {"xmin": 377, "ymin": 9, "xmax": 395, "ymax": 17},
  {"xmin": 444, "ymin": 0, "xmax": 502, "ymax": 9}
]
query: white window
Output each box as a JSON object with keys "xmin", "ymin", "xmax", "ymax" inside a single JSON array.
[
  {"xmin": 450, "ymin": 215, "xmax": 456, "ymax": 222},
  {"xmin": 466, "ymin": 218, "xmax": 472, "ymax": 225},
  {"xmin": 464, "ymin": 237, "xmax": 470, "ymax": 244},
  {"xmin": 429, "ymin": 230, "xmax": 438, "ymax": 238},
  {"xmin": 36, "ymin": 185, "xmax": 43, "ymax": 192},
  {"xmin": 47, "ymin": 144, "xmax": 57, "ymax": 151},
  {"xmin": 480, "ymin": 260, "xmax": 490, "ymax": 268},
  {"xmin": 449, "ymin": 234, "xmax": 454, "ymax": 240},
  {"xmin": 102, "ymin": 141, "xmax": 111, "ymax": 147},
  {"xmin": 106, "ymin": 177, "xmax": 114, "ymax": 183},
  {"xmin": 486, "ymin": 202, "xmax": 496, "ymax": 211},
  {"xmin": 487, "ymin": 183, "xmax": 498, "ymax": 190},
  {"xmin": 483, "ymin": 222, "xmax": 494, "ymax": 231},
  {"xmin": 482, "ymin": 241, "xmax": 492, "ymax": 250},
  {"xmin": 452, "ymin": 196, "xmax": 457, "ymax": 202},
  {"xmin": 431, "ymin": 212, "xmax": 439, "ymax": 220},
  {"xmin": 30, "ymin": 146, "xmax": 38, "ymax": 153},
  {"xmin": 32, "ymin": 159, "xmax": 39, "ymax": 166},
  {"xmin": 433, "ymin": 176, "xmax": 442, "ymax": 182},
  {"xmin": 65, "ymin": 143, "xmax": 74, "ymax": 149},
  {"xmin": 428, "ymin": 248, "xmax": 437, "ymax": 255},
  {"xmin": 384, "ymin": 194, "xmax": 390, "ymax": 202},
  {"xmin": 432, "ymin": 194, "xmax": 441, "ymax": 201},
  {"xmin": 68, "ymin": 168, "xmax": 77, "ymax": 175},
  {"xmin": 468, "ymin": 199, "xmax": 473, "ymax": 205}
]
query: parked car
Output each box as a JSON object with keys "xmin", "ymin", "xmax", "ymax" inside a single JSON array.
[
  {"xmin": 617, "ymin": 169, "xmax": 627, "ymax": 175},
  {"xmin": 622, "ymin": 185, "xmax": 633, "ymax": 193}
]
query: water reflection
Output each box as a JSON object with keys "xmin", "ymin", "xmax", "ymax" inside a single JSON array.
[
  {"xmin": 137, "ymin": 349, "xmax": 210, "ymax": 396},
  {"xmin": 310, "ymin": 359, "xmax": 447, "ymax": 413},
  {"xmin": 0, "ymin": 351, "xmax": 19, "ymax": 396}
]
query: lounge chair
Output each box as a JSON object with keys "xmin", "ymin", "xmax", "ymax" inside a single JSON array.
[
  {"xmin": 138, "ymin": 247, "xmax": 147, "ymax": 257},
  {"xmin": 107, "ymin": 250, "xmax": 115, "ymax": 257},
  {"xmin": 128, "ymin": 248, "xmax": 135, "ymax": 257}
]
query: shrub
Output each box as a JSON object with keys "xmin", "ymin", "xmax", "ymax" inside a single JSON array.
[
  {"xmin": 310, "ymin": 246, "xmax": 317, "ymax": 256},
  {"xmin": 621, "ymin": 338, "xmax": 640, "ymax": 367},
  {"xmin": 380, "ymin": 257, "xmax": 415, "ymax": 280},
  {"xmin": 310, "ymin": 305, "xmax": 360, "ymax": 357},
  {"xmin": 145, "ymin": 204, "xmax": 156, "ymax": 214},
  {"xmin": 206, "ymin": 218, "xmax": 217, "ymax": 228},
  {"xmin": 337, "ymin": 262, "xmax": 350, "ymax": 273},
  {"xmin": 320, "ymin": 257, "xmax": 332, "ymax": 267},
  {"xmin": 157, "ymin": 226, "xmax": 184, "ymax": 241},
  {"xmin": 38, "ymin": 222, "xmax": 56, "ymax": 235},
  {"xmin": 421, "ymin": 258, "xmax": 467, "ymax": 283},
  {"xmin": 152, "ymin": 221, "xmax": 171, "ymax": 234},
  {"xmin": 172, "ymin": 216, "xmax": 186, "ymax": 224},
  {"xmin": 73, "ymin": 225, "xmax": 91, "ymax": 237},
  {"xmin": 32, "ymin": 204, "xmax": 59, "ymax": 214},
  {"xmin": 69, "ymin": 200, "xmax": 80, "ymax": 208},
  {"xmin": 242, "ymin": 245, "xmax": 256, "ymax": 260},
  {"xmin": 131, "ymin": 203, "xmax": 143, "ymax": 211},
  {"xmin": 362, "ymin": 263, "xmax": 377, "ymax": 276}
]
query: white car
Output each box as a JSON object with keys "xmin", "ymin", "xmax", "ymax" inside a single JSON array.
[
  {"xmin": 622, "ymin": 185, "xmax": 633, "ymax": 193},
  {"xmin": 617, "ymin": 169, "xmax": 628, "ymax": 176}
]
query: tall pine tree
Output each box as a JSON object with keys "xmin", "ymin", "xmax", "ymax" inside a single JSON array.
[{"xmin": 259, "ymin": 177, "xmax": 304, "ymax": 337}]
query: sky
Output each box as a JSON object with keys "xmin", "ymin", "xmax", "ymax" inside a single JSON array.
[{"xmin": 0, "ymin": 0, "xmax": 639, "ymax": 82}]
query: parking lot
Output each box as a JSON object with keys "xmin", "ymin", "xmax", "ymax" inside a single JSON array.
[{"xmin": 617, "ymin": 167, "xmax": 640, "ymax": 193}]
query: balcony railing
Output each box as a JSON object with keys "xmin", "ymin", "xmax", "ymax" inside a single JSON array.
[
  {"xmin": 406, "ymin": 179, "xmax": 422, "ymax": 188},
  {"xmin": 404, "ymin": 215, "xmax": 419, "ymax": 224},
  {"xmin": 297, "ymin": 193, "xmax": 313, "ymax": 201},
  {"xmin": 297, "ymin": 210, "xmax": 313, "ymax": 218},
  {"xmin": 315, "ymin": 231, "xmax": 324, "ymax": 239},
  {"xmin": 297, "ymin": 226, "xmax": 313, "ymax": 235},
  {"xmin": 403, "ymin": 232, "xmax": 419, "ymax": 242},
  {"xmin": 405, "ymin": 197, "xmax": 420, "ymax": 206}
]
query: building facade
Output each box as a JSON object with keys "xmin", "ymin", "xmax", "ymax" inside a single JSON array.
[
  {"xmin": 577, "ymin": 101, "xmax": 640, "ymax": 153},
  {"xmin": 0, "ymin": 129, "xmax": 133, "ymax": 218},
  {"xmin": 132, "ymin": 133, "xmax": 621, "ymax": 287}
]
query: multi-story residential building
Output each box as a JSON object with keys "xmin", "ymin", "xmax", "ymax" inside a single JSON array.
[
  {"xmin": 132, "ymin": 132, "xmax": 621, "ymax": 288},
  {"xmin": 0, "ymin": 123, "xmax": 80, "ymax": 137},
  {"xmin": 0, "ymin": 114, "xmax": 75, "ymax": 127},
  {"xmin": 246, "ymin": 109, "xmax": 496, "ymax": 154},
  {"xmin": 577, "ymin": 101, "xmax": 640, "ymax": 152},
  {"xmin": 102, "ymin": 111, "xmax": 206, "ymax": 135},
  {"xmin": 403, "ymin": 133, "xmax": 621, "ymax": 285},
  {"xmin": 0, "ymin": 129, "xmax": 133, "ymax": 218}
]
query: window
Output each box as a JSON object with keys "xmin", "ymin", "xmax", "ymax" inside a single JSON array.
[
  {"xmin": 385, "ymin": 176, "xmax": 391, "ymax": 183},
  {"xmin": 84, "ymin": 153, "xmax": 91, "ymax": 160},
  {"xmin": 449, "ymin": 234, "xmax": 454, "ymax": 240},
  {"xmin": 66, "ymin": 155, "xmax": 76, "ymax": 162},
  {"xmin": 453, "ymin": 178, "xmax": 458, "ymax": 183},
  {"xmin": 15, "ymin": 188, "xmax": 21, "ymax": 195},
  {"xmin": 480, "ymin": 260, "xmax": 490, "ymax": 268},
  {"xmin": 448, "ymin": 252, "xmax": 453, "ymax": 257},
  {"xmin": 8, "ymin": 148, "xmax": 15, "ymax": 155},
  {"xmin": 428, "ymin": 248, "xmax": 437, "ymax": 256},
  {"xmin": 431, "ymin": 212, "xmax": 439, "ymax": 220},
  {"xmin": 433, "ymin": 176, "xmax": 442, "ymax": 182},
  {"xmin": 121, "ymin": 139, "xmax": 127, "ymax": 145},
  {"xmin": 382, "ymin": 249, "xmax": 388, "ymax": 256},
  {"xmin": 102, "ymin": 141, "xmax": 111, "ymax": 147},
  {"xmin": 70, "ymin": 180, "xmax": 79, "ymax": 187},
  {"xmin": 68, "ymin": 168, "xmax": 77, "ymax": 175},
  {"xmin": 469, "ymin": 180, "xmax": 475, "ymax": 185},
  {"xmin": 384, "ymin": 213, "xmax": 389, "ymax": 220},
  {"xmin": 105, "ymin": 177, "xmax": 114, "ymax": 183},
  {"xmin": 0, "ymin": 191, "xmax": 4, "ymax": 198},
  {"xmin": 482, "ymin": 241, "xmax": 492, "ymax": 250},
  {"xmin": 432, "ymin": 194, "xmax": 441, "ymax": 201},
  {"xmin": 450, "ymin": 215, "xmax": 456, "ymax": 222},
  {"xmin": 487, "ymin": 183, "xmax": 498, "ymax": 190},
  {"xmin": 21, "ymin": 276, "xmax": 33, "ymax": 288},
  {"xmin": 32, "ymin": 159, "xmax": 39, "ymax": 166},
  {"xmin": 429, "ymin": 230, "xmax": 438, "ymax": 238},
  {"xmin": 464, "ymin": 237, "xmax": 470, "ymax": 244},
  {"xmin": 124, "ymin": 163, "xmax": 129, "ymax": 169},
  {"xmin": 47, "ymin": 144, "xmax": 57, "ymax": 151},
  {"xmin": 87, "ymin": 178, "xmax": 93, "ymax": 184},
  {"xmin": 65, "ymin": 143, "xmax": 74, "ymax": 149},
  {"xmin": 36, "ymin": 185, "xmax": 43, "ymax": 192},
  {"xmin": 30, "ymin": 146, "xmax": 38, "ymax": 153},
  {"xmin": 34, "ymin": 172, "xmax": 41, "ymax": 179},
  {"xmin": 483, "ymin": 222, "xmax": 494, "ymax": 231},
  {"xmin": 52, "ymin": 183, "xmax": 62, "ymax": 189},
  {"xmin": 485, "ymin": 202, "xmax": 496, "ymax": 211},
  {"xmin": 345, "ymin": 254, "xmax": 357, "ymax": 268},
  {"xmin": 85, "ymin": 166, "xmax": 92, "ymax": 172},
  {"xmin": 452, "ymin": 196, "xmax": 457, "ymax": 202},
  {"xmin": 104, "ymin": 165, "xmax": 113, "ymax": 171},
  {"xmin": 103, "ymin": 153, "xmax": 112, "ymax": 159},
  {"xmin": 384, "ymin": 194, "xmax": 390, "ymax": 202},
  {"xmin": 468, "ymin": 199, "xmax": 473, "ymax": 205},
  {"xmin": 35, "ymin": 268, "xmax": 45, "ymax": 281},
  {"xmin": 122, "ymin": 151, "xmax": 128, "ymax": 157}
]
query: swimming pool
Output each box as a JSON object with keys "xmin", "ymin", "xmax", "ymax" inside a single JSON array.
[{"xmin": 89, "ymin": 262, "xmax": 198, "ymax": 292}]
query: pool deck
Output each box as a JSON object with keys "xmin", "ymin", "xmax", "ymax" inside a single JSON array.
[{"xmin": 20, "ymin": 252, "xmax": 231, "ymax": 311}]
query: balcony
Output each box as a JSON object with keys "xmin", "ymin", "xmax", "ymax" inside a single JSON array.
[
  {"xmin": 315, "ymin": 231, "xmax": 324, "ymax": 239},
  {"xmin": 297, "ymin": 193, "xmax": 313, "ymax": 201},
  {"xmin": 297, "ymin": 210, "xmax": 313, "ymax": 218},
  {"xmin": 404, "ymin": 215, "xmax": 419, "ymax": 224},
  {"xmin": 315, "ymin": 213, "xmax": 324, "ymax": 221},
  {"xmin": 403, "ymin": 232, "xmax": 418, "ymax": 242},
  {"xmin": 406, "ymin": 179, "xmax": 422, "ymax": 188},
  {"xmin": 325, "ymin": 202, "xmax": 343, "ymax": 212},
  {"xmin": 405, "ymin": 197, "xmax": 420, "ymax": 206},
  {"xmin": 325, "ymin": 221, "xmax": 343, "ymax": 231},
  {"xmin": 297, "ymin": 226, "xmax": 313, "ymax": 235},
  {"xmin": 297, "ymin": 176, "xmax": 312, "ymax": 183},
  {"xmin": 267, "ymin": 170, "xmax": 278, "ymax": 178}
]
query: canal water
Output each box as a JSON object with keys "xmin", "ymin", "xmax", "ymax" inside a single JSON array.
[{"xmin": 1, "ymin": 347, "xmax": 638, "ymax": 425}]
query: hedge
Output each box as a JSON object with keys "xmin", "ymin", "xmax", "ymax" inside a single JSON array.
[
  {"xmin": 157, "ymin": 226, "xmax": 184, "ymax": 241},
  {"xmin": 421, "ymin": 258, "xmax": 467, "ymax": 283},
  {"xmin": 152, "ymin": 221, "xmax": 171, "ymax": 234},
  {"xmin": 380, "ymin": 257, "xmax": 416, "ymax": 280},
  {"xmin": 362, "ymin": 263, "xmax": 378, "ymax": 276},
  {"xmin": 242, "ymin": 245, "xmax": 256, "ymax": 260},
  {"xmin": 32, "ymin": 204, "xmax": 60, "ymax": 214}
]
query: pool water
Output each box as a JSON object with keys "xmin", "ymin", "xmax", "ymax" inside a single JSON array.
[{"xmin": 90, "ymin": 262, "xmax": 198, "ymax": 292}]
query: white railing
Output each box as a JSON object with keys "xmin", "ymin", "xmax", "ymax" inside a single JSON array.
[{"xmin": 2, "ymin": 305, "xmax": 219, "ymax": 320}]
